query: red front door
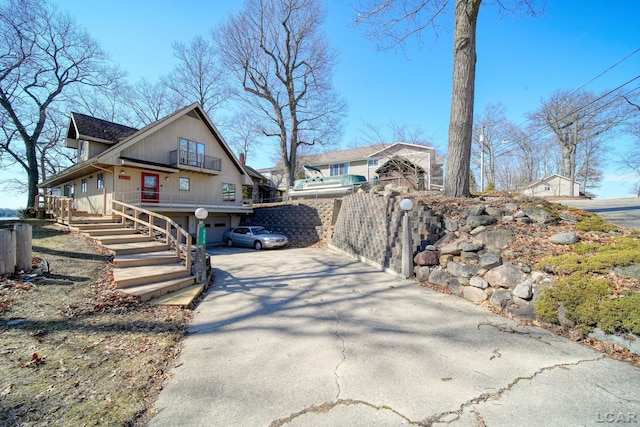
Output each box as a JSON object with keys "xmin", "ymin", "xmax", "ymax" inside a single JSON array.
[{"xmin": 141, "ymin": 172, "xmax": 159, "ymax": 203}]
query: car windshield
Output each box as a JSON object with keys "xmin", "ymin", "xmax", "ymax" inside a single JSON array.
[{"xmin": 253, "ymin": 228, "xmax": 271, "ymax": 235}]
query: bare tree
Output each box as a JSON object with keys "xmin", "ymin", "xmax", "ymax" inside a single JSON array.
[
  {"xmin": 354, "ymin": 0, "xmax": 544, "ymax": 197},
  {"xmin": 162, "ymin": 35, "xmax": 230, "ymax": 118},
  {"xmin": 0, "ymin": 0, "xmax": 122, "ymax": 209},
  {"xmin": 223, "ymin": 110, "xmax": 266, "ymax": 165},
  {"xmin": 215, "ymin": 0, "xmax": 346, "ymax": 189},
  {"xmin": 528, "ymin": 88, "xmax": 626, "ymax": 195},
  {"xmin": 618, "ymin": 93, "xmax": 640, "ymax": 195},
  {"xmin": 126, "ymin": 78, "xmax": 180, "ymax": 127},
  {"xmin": 472, "ymin": 102, "xmax": 512, "ymax": 190}
]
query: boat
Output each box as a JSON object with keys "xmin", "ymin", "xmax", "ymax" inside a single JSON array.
[{"xmin": 288, "ymin": 165, "xmax": 367, "ymax": 199}]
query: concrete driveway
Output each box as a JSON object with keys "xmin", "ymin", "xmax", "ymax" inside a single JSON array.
[
  {"xmin": 559, "ymin": 197, "xmax": 640, "ymax": 230},
  {"xmin": 150, "ymin": 247, "xmax": 640, "ymax": 426}
]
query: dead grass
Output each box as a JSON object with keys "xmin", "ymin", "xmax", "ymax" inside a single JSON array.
[{"xmin": 0, "ymin": 220, "xmax": 191, "ymax": 426}]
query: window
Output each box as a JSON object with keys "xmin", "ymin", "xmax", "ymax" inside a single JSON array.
[
  {"xmin": 179, "ymin": 177, "xmax": 190, "ymax": 191},
  {"xmin": 180, "ymin": 138, "xmax": 205, "ymax": 167},
  {"xmin": 330, "ymin": 163, "xmax": 349, "ymax": 176},
  {"xmin": 97, "ymin": 173, "xmax": 104, "ymax": 190},
  {"xmin": 223, "ymin": 183, "xmax": 236, "ymax": 201},
  {"xmin": 368, "ymin": 159, "xmax": 379, "ymax": 167},
  {"xmin": 81, "ymin": 178, "xmax": 88, "ymax": 193},
  {"xmin": 544, "ymin": 185, "xmax": 551, "ymax": 191}
]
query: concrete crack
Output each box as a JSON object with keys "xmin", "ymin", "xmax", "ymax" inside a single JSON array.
[
  {"xmin": 423, "ymin": 356, "xmax": 606, "ymax": 425},
  {"xmin": 477, "ymin": 321, "xmax": 553, "ymax": 345},
  {"xmin": 268, "ymin": 398, "xmax": 424, "ymax": 427}
]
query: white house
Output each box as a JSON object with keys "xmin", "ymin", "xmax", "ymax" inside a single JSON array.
[{"xmin": 520, "ymin": 174, "xmax": 581, "ymax": 197}]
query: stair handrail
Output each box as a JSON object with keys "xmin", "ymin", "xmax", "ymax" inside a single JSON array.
[
  {"xmin": 37, "ymin": 194, "xmax": 73, "ymax": 223},
  {"xmin": 110, "ymin": 199, "xmax": 192, "ymax": 270}
]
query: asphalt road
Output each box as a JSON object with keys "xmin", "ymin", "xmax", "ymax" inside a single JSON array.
[
  {"xmin": 557, "ymin": 197, "xmax": 640, "ymax": 230},
  {"xmin": 150, "ymin": 246, "xmax": 640, "ymax": 427}
]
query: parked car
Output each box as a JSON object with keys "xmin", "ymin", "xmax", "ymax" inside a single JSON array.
[{"xmin": 222, "ymin": 226, "xmax": 288, "ymax": 250}]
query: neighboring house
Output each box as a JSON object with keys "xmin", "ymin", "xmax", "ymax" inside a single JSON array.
[
  {"xmin": 39, "ymin": 103, "xmax": 254, "ymax": 244},
  {"xmin": 258, "ymin": 142, "xmax": 443, "ymax": 192},
  {"xmin": 239, "ymin": 154, "xmax": 283, "ymax": 203},
  {"xmin": 520, "ymin": 174, "xmax": 581, "ymax": 197}
]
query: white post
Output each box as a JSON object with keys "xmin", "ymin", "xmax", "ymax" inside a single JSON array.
[
  {"xmin": 14, "ymin": 224, "xmax": 32, "ymax": 273},
  {"xmin": 400, "ymin": 198, "xmax": 414, "ymax": 278},
  {"xmin": 0, "ymin": 229, "xmax": 16, "ymax": 275}
]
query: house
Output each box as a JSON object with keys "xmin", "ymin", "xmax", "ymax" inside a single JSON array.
[
  {"xmin": 258, "ymin": 142, "xmax": 444, "ymax": 193},
  {"xmin": 239, "ymin": 154, "xmax": 283, "ymax": 203},
  {"xmin": 520, "ymin": 174, "xmax": 581, "ymax": 197},
  {"xmin": 38, "ymin": 103, "xmax": 254, "ymax": 244}
]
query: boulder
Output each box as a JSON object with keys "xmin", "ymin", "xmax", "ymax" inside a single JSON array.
[
  {"xmin": 444, "ymin": 218, "xmax": 459, "ymax": 231},
  {"xmin": 468, "ymin": 204, "xmax": 487, "ymax": 216},
  {"xmin": 479, "ymin": 252, "xmax": 502, "ymax": 269},
  {"xmin": 439, "ymin": 239, "xmax": 468, "ymax": 255},
  {"xmin": 467, "ymin": 215, "xmax": 497, "ymax": 229},
  {"xmin": 484, "ymin": 262, "xmax": 526, "ymax": 289},
  {"xmin": 504, "ymin": 202, "xmax": 519, "ymax": 212},
  {"xmin": 463, "ymin": 286, "xmax": 488, "ymax": 302},
  {"xmin": 414, "ymin": 250, "xmax": 440, "ymax": 266},
  {"xmin": 485, "ymin": 207, "xmax": 506, "ymax": 218},
  {"xmin": 447, "ymin": 261, "xmax": 480, "ymax": 278},
  {"xmin": 416, "ymin": 266, "xmax": 431, "ymax": 282},
  {"xmin": 462, "ymin": 242, "xmax": 484, "ymax": 252},
  {"xmin": 447, "ymin": 278, "xmax": 463, "ymax": 295},
  {"xmin": 476, "ymin": 229, "xmax": 515, "ymax": 251},
  {"xmin": 613, "ymin": 264, "xmax": 640, "ymax": 279},
  {"xmin": 512, "ymin": 280, "xmax": 533, "ymax": 300},
  {"xmin": 428, "ymin": 269, "xmax": 451, "ymax": 287},
  {"xmin": 490, "ymin": 289, "xmax": 512, "ymax": 310},
  {"xmin": 549, "ymin": 232, "xmax": 580, "ymax": 245},
  {"xmin": 469, "ymin": 275, "xmax": 489, "ymax": 289},
  {"xmin": 523, "ymin": 206, "xmax": 555, "ymax": 223}
]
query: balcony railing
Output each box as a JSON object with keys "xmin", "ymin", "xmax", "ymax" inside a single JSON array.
[
  {"xmin": 117, "ymin": 191, "xmax": 252, "ymax": 209},
  {"xmin": 170, "ymin": 150, "xmax": 221, "ymax": 172}
]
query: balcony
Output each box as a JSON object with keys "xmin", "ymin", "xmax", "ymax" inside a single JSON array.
[
  {"xmin": 170, "ymin": 150, "xmax": 222, "ymax": 174},
  {"xmin": 116, "ymin": 191, "xmax": 252, "ymax": 214}
]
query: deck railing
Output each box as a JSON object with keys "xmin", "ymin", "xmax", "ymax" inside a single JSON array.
[{"xmin": 36, "ymin": 194, "xmax": 192, "ymax": 269}]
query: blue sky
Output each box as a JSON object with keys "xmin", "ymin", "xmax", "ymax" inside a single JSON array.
[{"xmin": 2, "ymin": 0, "xmax": 639, "ymax": 209}]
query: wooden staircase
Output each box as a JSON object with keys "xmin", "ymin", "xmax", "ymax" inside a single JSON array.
[{"xmin": 41, "ymin": 197, "xmax": 208, "ymax": 307}]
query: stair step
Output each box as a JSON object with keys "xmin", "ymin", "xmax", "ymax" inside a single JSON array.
[
  {"xmin": 114, "ymin": 264, "xmax": 191, "ymax": 288},
  {"xmin": 119, "ymin": 276, "xmax": 196, "ymax": 302},
  {"xmin": 83, "ymin": 228, "xmax": 138, "ymax": 237},
  {"xmin": 73, "ymin": 223, "xmax": 126, "ymax": 231},
  {"xmin": 149, "ymin": 284, "xmax": 205, "ymax": 306},
  {"xmin": 103, "ymin": 241, "xmax": 170, "ymax": 255},
  {"xmin": 95, "ymin": 234, "xmax": 154, "ymax": 245},
  {"xmin": 114, "ymin": 251, "xmax": 180, "ymax": 268}
]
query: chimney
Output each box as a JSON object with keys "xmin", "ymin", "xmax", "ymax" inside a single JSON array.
[{"xmin": 239, "ymin": 152, "xmax": 246, "ymax": 165}]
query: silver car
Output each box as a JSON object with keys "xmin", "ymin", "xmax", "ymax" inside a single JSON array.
[{"xmin": 223, "ymin": 226, "xmax": 288, "ymax": 250}]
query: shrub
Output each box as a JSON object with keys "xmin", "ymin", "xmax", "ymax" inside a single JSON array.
[{"xmin": 575, "ymin": 213, "xmax": 617, "ymax": 233}]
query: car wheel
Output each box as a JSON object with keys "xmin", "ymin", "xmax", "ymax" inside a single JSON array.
[
  {"xmin": 226, "ymin": 238, "xmax": 234, "ymax": 247},
  {"xmin": 254, "ymin": 240, "xmax": 263, "ymax": 250}
]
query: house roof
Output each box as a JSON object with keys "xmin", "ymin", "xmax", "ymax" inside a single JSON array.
[
  {"xmin": 521, "ymin": 174, "xmax": 576, "ymax": 190},
  {"xmin": 40, "ymin": 103, "xmax": 249, "ymax": 188},
  {"xmin": 68, "ymin": 112, "xmax": 138, "ymax": 144},
  {"xmin": 260, "ymin": 142, "xmax": 438, "ymax": 172}
]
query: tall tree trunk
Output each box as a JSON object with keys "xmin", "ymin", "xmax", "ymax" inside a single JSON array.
[{"xmin": 444, "ymin": 0, "xmax": 481, "ymax": 197}]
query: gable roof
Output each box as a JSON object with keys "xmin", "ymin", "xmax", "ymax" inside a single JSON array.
[
  {"xmin": 40, "ymin": 103, "xmax": 248, "ymax": 188},
  {"xmin": 521, "ymin": 174, "xmax": 575, "ymax": 190},
  {"xmin": 68, "ymin": 112, "xmax": 138, "ymax": 144}
]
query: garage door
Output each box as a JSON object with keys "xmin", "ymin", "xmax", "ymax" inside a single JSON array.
[{"xmin": 206, "ymin": 216, "xmax": 229, "ymax": 244}]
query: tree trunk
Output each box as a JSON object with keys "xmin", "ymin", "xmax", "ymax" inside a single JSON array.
[{"xmin": 444, "ymin": 0, "xmax": 481, "ymax": 197}]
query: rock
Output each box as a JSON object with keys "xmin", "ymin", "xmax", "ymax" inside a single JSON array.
[
  {"xmin": 439, "ymin": 254, "xmax": 454, "ymax": 268},
  {"xmin": 514, "ymin": 210, "xmax": 526, "ymax": 218},
  {"xmin": 479, "ymin": 252, "xmax": 502, "ymax": 269},
  {"xmin": 588, "ymin": 328, "xmax": 640, "ymax": 356},
  {"xmin": 516, "ymin": 217, "xmax": 533, "ymax": 224},
  {"xmin": 434, "ymin": 232, "xmax": 457, "ymax": 248},
  {"xmin": 476, "ymin": 229, "xmax": 515, "ymax": 251},
  {"xmin": 468, "ymin": 204, "xmax": 487, "ymax": 216},
  {"xmin": 558, "ymin": 305, "xmax": 575, "ymax": 328},
  {"xmin": 469, "ymin": 275, "xmax": 489, "ymax": 289},
  {"xmin": 467, "ymin": 215, "xmax": 497, "ymax": 229},
  {"xmin": 504, "ymin": 202, "xmax": 519, "ymax": 212},
  {"xmin": 523, "ymin": 206, "xmax": 555, "ymax": 223},
  {"xmin": 510, "ymin": 303, "xmax": 536, "ymax": 319},
  {"xmin": 559, "ymin": 213, "xmax": 578, "ymax": 223},
  {"xmin": 613, "ymin": 264, "xmax": 640, "ymax": 279},
  {"xmin": 513, "ymin": 280, "xmax": 533, "ymax": 300},
  {"xmin": 428, "ymin": 269, "xmax": 451, "ymax": 287},
  {"xmin": 460, "ymin": 251, "xmax": 479, "ymax": 261},
  {"xmin": 549, "ymin": 232, "xmax": 580, "ymax": 245},
  {"xmin": 447, "ymin": 278, "xmax": 463, "ymax": 295},
  {"xmin": 485, "ymin": 207, "xmax": 506, "ymax": 217},
  {"xmin": 502, "ymin": 215, "xmax": 514, "ymax": 222},
  {"xmin": 490, "ymin": 289, "xmax": 512, "ymax": 310},
  {"xmin": 462, "ymin": 242, "xmax": 484, "ymax": 252},
  {"xmin": 463, "ymin": 286, "xmax": 488, "ymax": 302},
  {"xmin": 444, "ymin": 218, "xmax": 459, "ymax": 231},
  {"xmin": 447, "ymin": 261, "xmax": 480, "ymax": 278},
  {"xmin": 414, "ymin": 250, "xmax": 440, "ymax": 266},
  {"xmin": 484, "ymin": 262, "xmax": 526, "ymax": 289},
  {"xmin": 439, "ymin": 239, "xmax": 469, "ymax": 255},
  {"xmin": 416, "ymin": 266, "xmax": 431, "ymax": 282},
  {"xmin": 470, "ymin": 225, "xmax": 486, "ymax": 236}
]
